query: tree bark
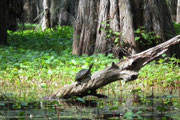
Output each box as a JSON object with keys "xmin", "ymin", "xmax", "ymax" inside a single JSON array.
[
  {"xmin": 42, "ymin": 0, "xmax": 51, "ymax": 31},
  {"xmin": 23, "ymin": 0, "xmax": 43, "ymax": 23},
  {"xmin": 119, "ymin": 0, "xmax": 139, "ymax": 54},
  {"xmin": 50, "ymin": 35, "xmax": 180, "ymax": 98},
  {"xmin": 0, "ymin": 0, "xmax": 8, "ymax": 45},
  {"xmin": 166, "ymin": 0, "xmax": 177, "ymax": 21},
  {"xmin": 0, "ymin": 0, "xmax": 23, "ymax": 44},
  {"xmin": 23, "ymin": 0, "xmax": 37, "ymax": 23},
  {"xmin": 95, "ymin": 0, "xmax": 110, "ymax": 54},
  {"xmin": 177, "ymin": 0, "xmax": 180, "ymax": 23},
  {"xmin": 73, "ymin": 0, "xmax": 178, "ymax": 58},
  {"xmin": 58, "ymin": 0, "xmax": 79, "ymax": 26},
  {"xmin": 9, "ymin": 0, "xmax": 24, "ymax": 30},
  {"xmin": 41, "ymin": 0, "xmax": 79, "ymax": 28},
  {"xmin": 143, "ymin": 0, "xmax": 180, "ymax": 58},
  {"xmin": 72, "ymin": 0, "xmax": 98, "ymax": 55}
]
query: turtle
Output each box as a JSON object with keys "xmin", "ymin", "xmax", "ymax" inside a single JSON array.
[{"xmin": 75, "ymin": 64, "xmax": 93, "ymax": 83}]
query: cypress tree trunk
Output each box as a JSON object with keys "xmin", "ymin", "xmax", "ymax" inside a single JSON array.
[
  {"xmin": 23, "ymin": 0, "xmax": 37, "ymax": 23},
  {"xmin": 95, "ymin": 0, "xmax": 110, "ymax": 54},
  {"xmin": 0, "ymin": 0, "xmax": 23, "ymax": 44},
  {"xmin": 23, "ymin": 0, "xmax": 43, "ymax": 23},
  {"xmin": 0, "ymin": 0, "xmax": 8, "ymax": 45},
  {"xmin": 73, "ymin": 0, "xmax": 98, "ymax": 55},
  {"xmin": 118, "ymin": 0, "xmax": 139, "ymax": 55},
  {"xmin": 41, "ymin": 0, "xmax": 79, "ymax": 28},
  {"xmin": 166, "ymin": 0, "xmax": 177, "ymax": 21},
  {"xmin": 177, "ymin": 0, "xmax": 180, "ymax": 23},
  {"xmin": 7, "ymin": 0, "xmax": 23, "ymax": 31},
  {"xmin": 73, "ymin": 0, "xmax": 179, "ymax": 58},
  {"xmin": 42, "ymin": 0, "xmax": 51, "ymax": 31},
  {"xmin": 58, "ymin": 0, "xmax": 79, "ymax": 26}
]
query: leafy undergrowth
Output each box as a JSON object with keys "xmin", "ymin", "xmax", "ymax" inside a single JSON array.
[
  {"xmin": 174, "ymin": 23, "xmax": 180, "ymax": 35},
  {"xmin": 99, "ymin": 56, "xmax": 180, "ymax": 98},
  {"xmin": 0, "ymin": 25, "xmax": 179, "ymax": 102},
  {"xmin": 18, "ymin": 23, "xmax": 38, "ymax": 30},
  {"xmin": 8, "ymin": 26, "xmax": 73, "ymax": 53},
  {"xmin": 134, "ymin": 56, "xmax": 180, "ymax": 95},
  {"xmin": 0, "ymin": 26, "xmax": 118, "ymax": 101}
]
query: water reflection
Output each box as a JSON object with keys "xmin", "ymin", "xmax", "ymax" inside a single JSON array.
[{"xmin": 0, "ymin": 93, "xmax": 179, "ymax": 119}]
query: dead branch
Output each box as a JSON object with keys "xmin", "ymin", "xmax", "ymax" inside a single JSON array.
[{"xmin": 49, "ymin": 35, "xmax": 180, "ymax": 98}]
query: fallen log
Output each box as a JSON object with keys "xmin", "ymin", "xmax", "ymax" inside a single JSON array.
[{"xmin": 50, "ymin": 35, "xmax": 180, "ymax": 98}]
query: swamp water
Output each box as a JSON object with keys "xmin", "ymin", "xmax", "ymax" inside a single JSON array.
[{"xmin": 0, "ymin": 92, "xmax": 179, "ymax": 120}]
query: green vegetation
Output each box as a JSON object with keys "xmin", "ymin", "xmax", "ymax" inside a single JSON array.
[
  {"xmin": 136, "ymin": 56, "xmax": 180, "ymax": 95},
  {"xmin": 101, "ymin": 20, "xmax": 123, "ymax": 47},
  {"xmin": 0, "ymin": 24, "xmax": 179, "ymax": 120},
  {"xmin": 0, "ymin": 24, "xmax": 179, "ymax": 102},
  {"xmin": 174, "ymin": 23, "xmax": 180, "ymax": 35},
  {"xmin": 134, "ymin": 27, "xmax": 160, "ymax": 50},
  {"xmin": 18, "ymin": 23, "xmax": 38, "ymax": 30},
  {"xmin": 8, "ymin": 26, "xmax": 73, "ymax": 53},
  {"xmin": 0, "ymin": 26, "xmax": 118, "ymax": 101}
]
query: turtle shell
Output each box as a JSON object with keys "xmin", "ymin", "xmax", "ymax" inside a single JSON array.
[
  {"xmin": 75, "ymin": 69, "xmax": 89, "ymax": 81},
  {"xmin": 75, "ymin": 64, "xmax": 93, "ymax": 82}
]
